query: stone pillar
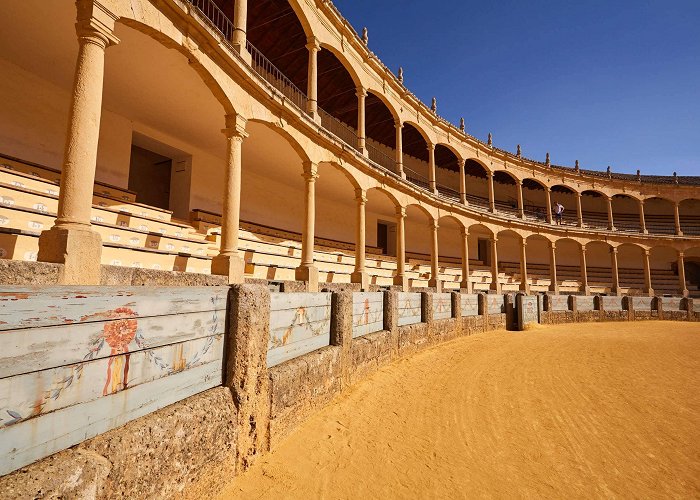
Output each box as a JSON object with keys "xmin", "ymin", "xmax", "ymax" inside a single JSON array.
[
  {"xmin": 393, "ymin": 206, "xmax": 408, "ymax": 288},
  {"xmin": 460, "ymin": 228, "xmax": 472, "ymax": 292},
  {"xmin": 607, "ymin": 196, "xmax": 616, "ymax": 231},
  {"xmin": 356, "ymin": 87, "xmax": 367, "ymax": 154},
  {"xmin": 639, "ymin": 199, "xmax": 647, "ymax": 234},
  {"xmin": 519, "ymin": 238, "xmax": 529, "ymax": 293},
  {"xmin": 459, "ymin": 158, "xmax": 467, "ymax": 204},
  {"xmin": 37, "ymin": 6, "xmax": 119, "ymax": 285},
  {"xmin": 642, "ymin": 248, "xmax": 654, "ymax": 296},
  {"xmin": 351, "ymin": 189, "xmax": 368, "ymax": 289},
  {"xmin": 580, "ymin": 244, "xmax": 590, "ymax": 295},
  {"xmin": 610, "ymin": 246, "xmax": 620, "ymax": 295},
  {"xmin": 330, "ymin": 291, "xmax": 354, "ymax": 388},
  {"xmin": 674, "ymin": 202, "xmax": 683, "ymax": 236},
  {"xmin": 549, "ymin": 241, "xmax": 558, "ymax": 293},
  {"xmin": 516, "ymin": 180, "xmax": 525, "ymax": 219},
  {"xmin": 428, "ymin": 143, "xmax": 437, "ymax": 194},
  {"xmin": 231, "ymin": 0, "xmax": 249, "ymax": 59},
  {"xmin": 306, "ymin": 37, "xmax": 320, "ymax": 119},
  {"xmin": 212, "ymin": 114, "xmax": 248, "ymax": 283},
  {"xmin": 428, "ymin": 219, "xmax": 441, "ymax": 290},
  {"xmin": 576, "ymin": 192, "xmax": 583, "ymax": 227},
  {"xmin": 487, "ymin": 171, "xmax": 496, "ymax": 213},
  {"xmin": 225, "ymin": 284, "xmax": 271, "ymax": 472},
  {"xmin": 295, "ymin": 161, "xmax": 319, "ymax": 291},
  {"xmin": 489, "ymin": 236, "xmax": 501, "ymax": 293},
  {"xmin": 678, "ymin": 251, "xmax": 688, "ymax": 297},
  {"xmin": 544, "ymin": 187, "xmax": 553, "ymax": 224},
  {"xmin": 395, "ymin": 120, "xmax": 404, "ymax": 177}
]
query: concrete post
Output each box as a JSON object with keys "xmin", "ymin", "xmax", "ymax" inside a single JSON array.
[
  {"xmin": 576, "ymin": 192, "xmax": 583, "ymax": 227},
  {"xmin": 428, "ymin": 143, "xmax": 437, "ymax": 194},
  {"xmin": 678, "ymin": 251, "xmax": 688, "ymax": 297},
  {"xmin": 351, "ymin": 189, "xmax": 368, "ymax": 289},
  {"xmin": 295, "ymin": 162, "xmax": 319, "ymax": 291},
  {"xmin": 421, "ymin": 291, "xmax": 433, "ymax": 324},
  {"xmin": 460, "ymin": 228, "xmax": 472, "ymax": 292},
  {"xmin": 516, "ymin": 180, "xmax": 525, "ymax": 219},
  {"xmin": 674, "ymin": 202, "xmax": 683, "ymax": 236},
  {"xmin": 489, "ymin": 237, "xmax": 501, "ymax": 293},
  {"xmin": 428, "ymin": 219, "xmax": 441, "ymax": 290},
  {"xmin": 607, "ymin": 196, "xmax": 616, "ymax": 231},
  {"xmin": 639, "ymin": 199, "xmax": 648, "ymax": 234},
  {"xmin": 686, "ymin": 298, "xmax": 694, "ymax": 322},
  {"xmin": 212, "ymin": 114, "xmax": 248, "ymax": 283},
  {"xmin": 642, "ymin": 248, "xmax": 654, "ymax": 296},
  {"xmin": 549, "ymin": 241, "xmax": 558, "ymax": 293},
  {"xmin": 231, "ymin": 0, "xmax": 250, "ymax": 59},
  {"xmin": 395, "ymin": 120, "xmax": 404, "ymax": 178},
  {"xmin": 519, "ymin": 238, "xmax": 529, "ymax": 293},
  {"xmin": 487, "ymin": 171, "xmax": 496, "ymax": 213},
  {"xmin": 306, "ymin": 37, "xmax": 320, "ymax": 119},
  {"xmin": 226, "ymin": 284, "xmax": 271, "ymax": 472},
  {"xmin": 655, "ymin": 296, "xmax": 664, "ymax": 320},
  {"xmin": 545, "ymin": 187, "xmax": 553, "ymax": 224},
  {"xmin": 393, "ymin": 207, "xmax": 407, "ymax": 288},
  {"xmin": 459, "ymin": 159, "xmax": 467, "ymax": 205},
  {"xmin": 356, "ymin": 88, "xmax": 367, "ymax": 154},
  {"xmin": 330, "ymin": 291, "xmax": 353, "ymax": 388},
  {"xmin": 37, "ymin": 7, "xmax": 119, "ymax": 285},
  {"xmin": 580, "ymin": 244, "xmax": 590, "ymax": 295},
  {"xmin": 383, "ymin": 290, "xmax": 400, "ymax": 356},
  {"xmin": 610, "ymin": 246, "xmax": 620, "ymax": 296}
]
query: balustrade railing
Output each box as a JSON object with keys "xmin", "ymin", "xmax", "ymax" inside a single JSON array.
[
  {"xmin": 246, "ymin": 42, "xmax": 309, "ymax": 112},
  {"xmin": 318, "ymin": 108, "xmax": 359, "ymax": 151},
  {"xmin": 366, "ymin": 143, "xmax": 396, "ymax": 173},
  {"xmin": 187, "ymin": 0, "xmax": 233, "ymax": 40}
]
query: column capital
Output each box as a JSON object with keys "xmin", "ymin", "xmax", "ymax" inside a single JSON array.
[
  {"xmin": 76, "ymin": 0, "xmax": 120, "ymax": 47},
  {"xmin": 580, "ymin": 244, "xmax": 587, "ymax": 254},
  {"xmin": 521, "ymin": 239, "xmax": 528, "ymax": 248},
  {"xmin": 486, "ymin": 170, "xmax": 494, "ymax": 178},
  {"xmin": 516, "ymin": 178, "xmax": 523, "ymax": 186},
  {"xmin": 302, "ymin": 161, "xmax": 319, "ymax": 180},
  {"xmin": 549, "ymin": 240, "xmax": 556, "ymax": 250},
  {"xmin": 427, "ymin": 142, "xmax": 435, "ymax": 152},
  {"xmin": 460, "ymin": 227, "xmax": 469, "ymax": 238},
  {"xmin": 396, "ymin": 206, "xmax": 406, "ymax": 219},
  {"xmin": 354, "ymin": 188, "xmax": 367, "ymax": 204},
  {"xmin": 490, "ymin": 236, "xmax": 498, "ymax": 243},
  {"xmin": 576, "ymin": 191, "xmax": 582, "ymax": 198},
  {"xmin": 222, "ymin": 113, "xmax": 248, "ymax": 139},
  {"xmin": 642, "ymin": 248, "xmax": 650, "ymax": 256},
  {"xmin": 610, "ymin": 246, "xmax": 618, "ymax": 254},
  {"xmin": 306, "ymin": 36, "xmax": 321, "ymax": 51},
  {"xmin": 429, "ymin": 219, "xmax": 439, "ymax": 231},
  {"xmin": 394, "ymin": 119, "xmax": 403, "ymax": 130},
  {"xmin": 355, "ymin": 87, "xmax": 368, "ymax": 99},
  {"xmin": 678, "ymin": 250, "xmax": 685, "ymax": 258},
  {"xmin": 638, "ymin": 198, "xmax": 645, "ymax": 206}
]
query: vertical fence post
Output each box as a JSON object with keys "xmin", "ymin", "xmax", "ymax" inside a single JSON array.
[{"xmin": 331, "ymin": 291, "xmax": 353, "ymax": 388}]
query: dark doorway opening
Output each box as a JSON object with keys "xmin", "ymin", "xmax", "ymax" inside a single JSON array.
[
  {"xmin": 478, "ymin": 238, "xmax": 489, "ymax": 264},
  {"xmin": 377, "ymin": 222, "xmax": 389, "ymax": 255},
  {"xmin": 128, "ymin": 145, "xmax": 172, "ymax": 211}
]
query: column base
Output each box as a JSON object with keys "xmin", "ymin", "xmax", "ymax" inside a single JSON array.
[
  {"xmin": 211, "ymin": 253, "xmax": 246, "ymax": 284},
  {"xmin": 644, "ymin": 287, "xmax": 655, "ymax": 297},
  {"xmin": 350, "ymin": 270, "xmax": 369, "ymax": 290},
  {"xmin": 38, "ymin": 225, "xmax": 102, "ymax": 284},
  {"xmin": 681, "ymin": 289, "xmax": 689, "ymax": 298},
  {"xmin": 520, "ymin": 284, "xmax": 530, "ymax": 294},
  {"xmin": 393, "ymin": 273, "xmax": 408, "ymax": 290},
  {"xmin": 232, "ymin": 43, "xmax": 252, "ymax": 65},
  {"xmin": 460, "ymin": 280, "xmax": 472, "ymax": 293},
  {"xmin": 610, "ymin": 287, "xmax": 621, "ymax": 296},
  {"xmin": 580, "ymin": 285, "xmax": 591, "ymax": 296},
  {"xmin": 609, "ymin": 226, "xmax": 617, "ymax": 231},
  {"xmin": 489, "ymin": 282, "xmax": 502, "ymax": 294},
  {"xmin": 549, "ymin": 284, "xmax": 559, "ymax": 294},
  {"xmin": 428, "ymin": 278, "xmax": 442, "ymax": 292},
  {"xmin": 295, "ymin": 264, "xmax": 319, "ymax": 292}
]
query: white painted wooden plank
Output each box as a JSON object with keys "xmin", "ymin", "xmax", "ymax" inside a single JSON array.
[
  {"xmin": 0, "ymin": 335, "xmax": 223, "ymax": 428},
  {"xmin": 661, "ymin": 297, "xmax": 683, "ymax": 311},
  {"xmin": 0, "ymin": 287, "xmax": 228, "ymax": 331},
  {"xmin": 548, "ymin": 295, "xmax": 569, "ymax": 311},
  {"xmin": 267, "ymin": 334, "xmax": 330, "ymax": 367},
  {"xmin": 270, "ymin": 292, "xmax": 331, "ymax": 312},
  {"xmin": 0, "ymin": 361, "xmax": 221, "ymax": 476},
  {"xmin": 269, "ymin": 303, "xmax": 331, "ymax": 351},
  {"xmin": 433, "ymin": 293, "xmax": 452, "ymax": 320},
  {"xmin": 577, "ymin": 296, "xmax": 595, "ymax": 311},
  {"xmin": 487, "ymin": 295, "xmax": 505, "ymax": 314},
  {"xmin": 602, "ymin": 296, "xmax": 623, "ymax": 311},
  {"xmin": 352, "ymin": 292, "xmax": 383, "ymax": 306},
  {"xmin": 0, "ymin": 309, "xmax": 224, "ymax": 379},
  {"xmin": 397, "ymin": 314, "xmax": 421, "ymax": 327},
  {"xmin": 461, "ymin": 294, "xmax": 479, "ymax": 317},
  {"xmin": 632, "ymin": 297, "xmax": 654, "ymax": 311},
  {"xmin": 352, "ymin": 321, "xmax": 384, "ymax": 338}
]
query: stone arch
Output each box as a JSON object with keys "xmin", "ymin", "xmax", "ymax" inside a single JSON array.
[
  {"xmin": 580, "ymin": 189, "xmax": 610, "ymax": 230},
  {"xmin": 246, "ymin": 119, "xmax": 312, "ymax": 165},
  {"xmin": 319, "ymin": 43, "xmax": 363, "ymax": 90},
  {"xmin": 610, "ymin": 193, "xmax": 641, "ymax": 232},
  {"xmin": 286, "ymin": 0, "xmax": 316, "ymax": 40}
]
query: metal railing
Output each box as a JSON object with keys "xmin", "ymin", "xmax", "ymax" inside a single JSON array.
[
  {"xmin": 246, "ymin": 42, "xmax": 309, "ymax": 112},
  {"xmin": 366, "ymin": 143, "xmax": 396, "ymax": 172},
  {"xmin": 188, "ymin": 0, "xmax": 233, "ymax": 40},
  {"xmin": 318, "ymin": 108, "xmax": 359, "ymax": 151}
]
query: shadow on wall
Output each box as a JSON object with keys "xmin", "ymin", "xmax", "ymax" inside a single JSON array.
[{"xmin": 686, "ymin": 259, "xmax": 700, "ymax": 290}]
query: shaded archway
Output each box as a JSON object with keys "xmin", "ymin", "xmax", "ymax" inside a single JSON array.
[
  {"xmin": 317, "ymin": 48, "xmax": 359, "ymax": 147},
  {"xmin": 679, "ymin": 198, "xmax": 700, "ymax": 235},
  {"xmin": 402, "ymin": 123, "xmax": 430, "ymax": 189},
  {"xmin": 404, "ymin": 204, "xmax": 434, "ymax": 287},
  {"xmin": 585, "ymin": 241, "xmax": 613, "ymax": 293},
  {"xmin": 496, "ymin": 229, "xmax": 523, "ymax": 292},
  {"xmin": 437, "ymin": 215, "xmax": 464, "ymax": 289},
  {"xmin": 611, "ymin": 194, "xmax": 641, "ymax": 233},
  {"xmin": 550, "ymin": 185, "xmax": 578, "ymax": 225},
  {"xmin": 493, "ymin": 171, "xmax": 519, "ymax": 217},
  {"xmin": 649, "ymin": 245, "xmax": 682, "ymax": 296},
  {"xmin": 463, "ymin": 160, "xmax": 490, "ymax": 210},
  {"xmin": 525, "ymin": 234, "xmax": 553, "ymax": 292},
  {"xmin": 643, "ymin": 197, "xmax": 676, "ymax": 235},
  {"xmin": 616, "ymin": 243, "xmax": 644, "ymax": 294},
  {"xmin": 554, "ymin": 238, "xmax": 584, "ymax": 293},
  {"xmin": 466, "ymin": 223, "xmax": 495, "ymax": 292},
  {"xmin": 434, "ymin": 145, "xmax": 461, "ymax": 200},
  {"xmin": 580, "ymin": 190, "xmax": 609, "ymax": 230},
  {"xmin": 522, "ymin": 179, "xmax": 549, "ymax": 222},
  {"xmin": 365, "ymin": 187, "xmax": 400, "ymax": 286},
  {"xmin": 365, "ymin": 91, "xmax": 398, "ymax": 172}
]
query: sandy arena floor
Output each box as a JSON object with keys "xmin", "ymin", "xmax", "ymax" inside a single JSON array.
[{"xmin": 216, "ymin": 321, "xmax": 700, "ymax": 499}]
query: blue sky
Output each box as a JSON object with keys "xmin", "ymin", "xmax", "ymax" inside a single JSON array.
[{"xmin": 333, "ymin": 0, "xmax": 700, "ymax": 175}]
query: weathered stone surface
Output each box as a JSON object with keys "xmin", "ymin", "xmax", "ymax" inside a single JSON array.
[
  {"xmin": 100, "ymin": 265, "xmax": 228, "ymax": 286},
  {"xmin": 331, "ymin": 291, "xmax": 354, "ymax": 388},
  {"xmin": 0, "ymin": 260, "xmax": 61, "ymax": 285},
  {"xmin": 397, "ymin": 323, "xmax": 430, "ymax": 357}
]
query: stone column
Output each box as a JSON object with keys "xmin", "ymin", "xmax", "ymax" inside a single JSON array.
[
  {"xmin": 428, "ymin": 143, "xmax": 437, "ymax": 194},
  {"xmin": 395, "ymin": 120, "xmax": 404, "ymax": 177},
  {"xmin": 212, "ymin": 114, "xmax": 248, "ymax": 283},
  {"xmin": 642, "ymin": 248, "xmax": 654, "ymax": 296},
  {"xmin": 37, "ymin": 6, "xmax": 119, "ymax": 285},
  {"xmin": 295, "ymin": 161, "xmax": 319, "ymax": 291},
  {"xmin": 489, "ymin": 236, "xmax": 501, "ymax": 293},
  {"xmin": 580, "ymin": 244, "xmax": 589, "ymax": 295},
  {"xmin": 487, "ymin": 171, "xmax": 496, "ymax": 213},
  {"xmin": 350, "ymin": 189, "xmax": 368, "ymax": 290},
  {"xmin": 428, "ymin": 219, "xmax": 441, "ymax": 290},
  {"xmin": 544, "ymin": 187, "xmax": 553, "ymax": 224},
  {"xmin": 356, "ymin": 87, "xmax": 367, "ymax": 154},
  {"xmin": 678, "ymin": 251, "xmax": 688, "ymax": 297},
  {"xmin": 516, "ymin": 180, "xmax": 525, "ymax": 219},
  {"xmin": 459, "ymin": 159, "xmax": 467, "ymax": 205},
  {"xmin": 460, "ymin": 228, "xmax": 472, "ymax": 292},
  {"xmin": 639, "ymin": 199, "xmax": 648, "ymax": 234},
  {"xmin": 674, "ymin": 202, "xmax": 683, "ymax": 236},
  {"xmin": 549, "ymin": 241, "xmax": 558, "ymax": 293},
  {"xmin": 610, "ymin": 246, "xmax": 620, "ymax": 295},
  {"xmin": 576, "ymin": 192, "xmax": 583, "ymax": 227},
  {"xmin": 231, "ymin": 0, "xmax": 249, "ymax": 59},
  {"xmin": 607, "ymin": 196, "xmax": 616, "ymax": 231},
  {"xmin": 393, "ymin": 206, "xmax": 407, "ymax": 288},
  {"xmin": 519, "ymin": 238, "xmax": 529, "ymax": 293},
  {"xmin": 306, "ymin": 37, "xmax": 320, "ymax": 119}
]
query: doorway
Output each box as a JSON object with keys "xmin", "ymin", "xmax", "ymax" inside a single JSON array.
[
  {"xmin": 377, "ymin": 221, "xmax": 397, "ymax": 256},
  {"xmin": 128, "ymin": 145, "xmax": 172, "ymax": 210}
]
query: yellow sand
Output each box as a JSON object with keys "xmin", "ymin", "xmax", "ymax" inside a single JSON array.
[{"xmin": 217, "ymin": 321, "xmax": 700, "ymax": 499}]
